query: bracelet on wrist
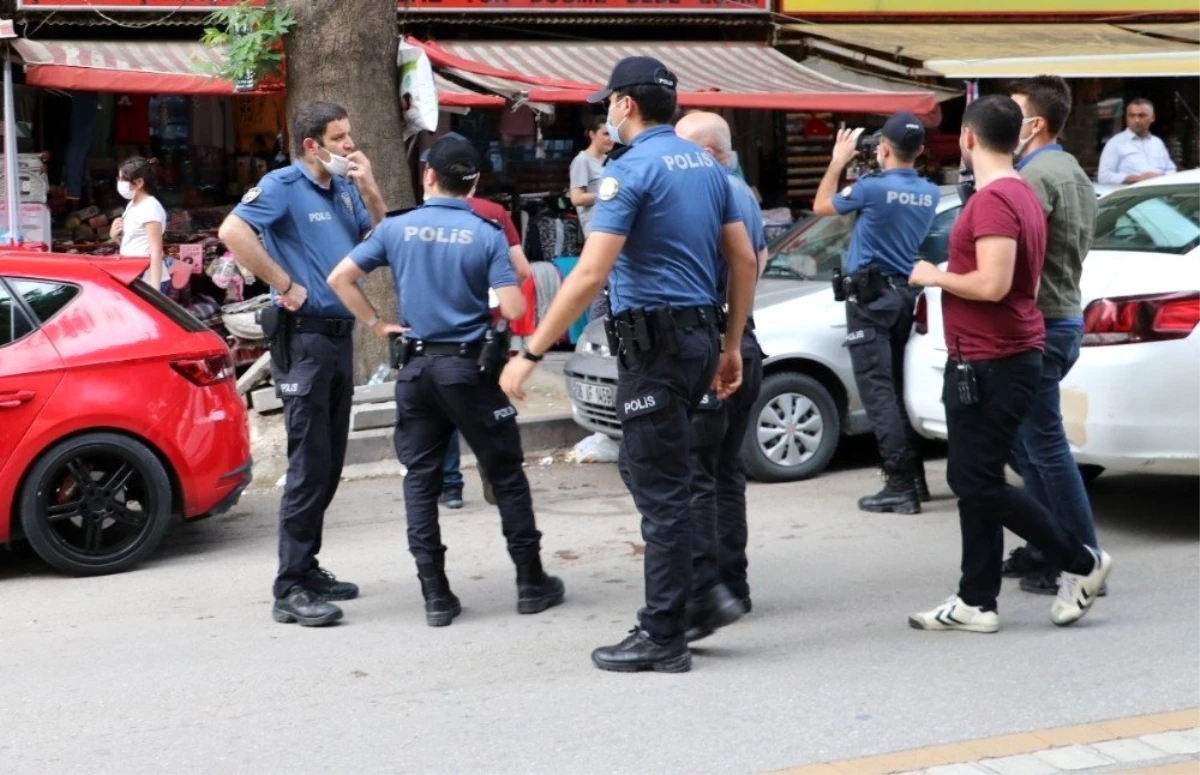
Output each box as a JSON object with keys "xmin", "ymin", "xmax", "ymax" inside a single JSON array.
[
  {"xmin": 281, "ymin": 278, "xmax": 293, "ymax": 295},
  {"xmin": 521, "ymin": 349, "xmax": 544, "ymax": 363}
]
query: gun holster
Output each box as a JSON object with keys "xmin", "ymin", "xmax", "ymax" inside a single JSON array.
[
  {"xmin": 832, "ymin": 267, "xmax": 848, "ymax": 302},
  {"xmin": 478, "ymin": 319, "xmax": 512, "ymax": 381},
  {"xmin": 259, "ymin": 305, "xmax": 291, "ymax": 372}
]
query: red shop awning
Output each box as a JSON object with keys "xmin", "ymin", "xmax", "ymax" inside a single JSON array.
[
  {"xmin": 11, "ymin": 38, "xmax": 506, "ymax": 107},
  {"xmin": 409, "ymin": 38, "xmax": 940, "ymax": 114}
]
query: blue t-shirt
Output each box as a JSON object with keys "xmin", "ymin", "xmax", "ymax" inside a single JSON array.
[
  {"xmin": 717, "ymin": 169, "xmax": 767, "ymax": 297},
  {"xmin": 590, "ymin": 125, "xmax": 743, "ymax": 315},
  {"xmin": 231, "ymin": 160, "xmax": 373, "ymax": 319},
  {"xmin": 832, "ymin": 168, "xmax": 940, "ymax": 276},
  {"xmin": 348, "ymin": 198, "xmax": 514, "ymax": 343}
]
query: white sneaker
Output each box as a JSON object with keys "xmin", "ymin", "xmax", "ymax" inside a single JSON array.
[
  {"xmin": 909, "ymin": 595, "xmax": 1000, "ymax": 633},
  {"xmin": 1051, "ymin": 548, "xmax": 1112, "ymax": 626}
]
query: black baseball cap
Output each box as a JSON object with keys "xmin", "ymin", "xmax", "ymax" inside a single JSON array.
[
  {"xmin": 420, "ymin": 132, "xmax": 480, "ymax": 181},
  {"xmin": 587, "ymin": 56, "xmax": 678, "ymax": 104},
  {"xmin": 881, "ymin": 112, "xmax": 926, "ymax": 154}
]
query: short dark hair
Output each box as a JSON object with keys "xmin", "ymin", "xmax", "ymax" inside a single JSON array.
[
  {"xmin": 885, "ymin": 137, "xmax": 921, "ymax": 164},
  {"xmin": 963, "ymin": 95, "xmax": 1024, "ymax": 154},
  {"xmin": 293, "ymin": 101, "xmax": 348, "ymax": 157},
  {"xmin": 432, "ymin": 169, "xmax": 474, "ymax": 197},
  {"xmin": 1128, "ymin": 97, "xmax": 1155, "ymax": 113},
  {"xmin": 584, "ymin": 114, "xmax": 606, "ymax": 135},
  {"xmin": 615, "ymin": 84, "xmax": 677, "ymax": 125},
  {"xmin": 1009, "ymin": 76, "xmax": 1072, "ymax": 137},
  {"xmin": 118, "ymin": 156, "xmax": 158, "ymax": 196}
]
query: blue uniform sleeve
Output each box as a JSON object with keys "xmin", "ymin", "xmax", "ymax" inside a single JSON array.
[
  {"xmin": 589, "ymin": 164, "xmax": 642, "ymax": 237},
  {"xmin": 721, "ymin": 175, "xmax": 744, "ymax": 226},
  {"xmin": 747, "ymin": 203, "xmax": 768, "ymax": 254},
  {"xmin": 832, "ymin": 179, "xmax": 871, "ymax": 215},
  {"xmin": 348, "ymin": 222, "xmax": 390, "ymax": 273},
  {"xmin": 486, "ymin": 229, "xmax": 516, "ymax": 289},
  {"xmin": 349, "ymin": 184, "xmax": 373, "ymax": 236},
  {"xmin": 231, "ymin": 173, "xmax": 289, "ymax": 233}
]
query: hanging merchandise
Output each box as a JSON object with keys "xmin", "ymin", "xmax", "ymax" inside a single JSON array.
[{"xmin": 398, "ymin": 41, "xmax": 439, "ymax": 139}]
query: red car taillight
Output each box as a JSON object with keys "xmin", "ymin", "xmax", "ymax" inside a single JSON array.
[
  {"xmin": 171, "ymin": 353, "xmax": 235, "ymax": 386},
  {"xmin": 913, "ymin": 292, "xmax": 928, "ymax": 335},
  {"xmin": 1082, "ymin": 292, "xmax": 1200, "ymax": 346}
]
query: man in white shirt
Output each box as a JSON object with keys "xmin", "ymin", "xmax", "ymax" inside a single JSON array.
[{"xmin": 1098, "ymin": 98, "xmax": 1177, "ymax": 185}]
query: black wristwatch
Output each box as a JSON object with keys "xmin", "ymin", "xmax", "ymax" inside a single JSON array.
[{"xmin": 521, "ymin": 348, "xmax": 544, "ymax": 363}]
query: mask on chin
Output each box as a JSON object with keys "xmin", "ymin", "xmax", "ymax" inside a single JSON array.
[{"xmin": 317, "ymin": 147, "xmax": 351, "ymax": 177}]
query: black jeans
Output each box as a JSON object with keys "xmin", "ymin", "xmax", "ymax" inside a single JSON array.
[
  {"xmin": 845, "ymin": 285, "xmax": 923, "ymax": 476},
  {"xmin": 944, "ymin": 350, "xmax": 1093, "ymax": 611},
  {"xmin": 393, "ymin": 355, "xmax": 542, "ymax": 568},
  {"xmin": 272, "ymin": 331, "xmax": 354, "ymax": 599},
  {"xmin": 616, "ymin": 325, "xmax": 720, "ymax": 640},
  {"xmin": 689, "ymin": 331, "xmax": 764, "ymax": 600}
]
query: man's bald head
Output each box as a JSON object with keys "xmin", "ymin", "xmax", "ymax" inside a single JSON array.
[{"xmin": 675, "ymin": 110, "xmax": 733, "ymax": 166}]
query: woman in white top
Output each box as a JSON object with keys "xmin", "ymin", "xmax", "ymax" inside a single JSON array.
[{"xmin": 110, "ymin": 157, "xmax": 169, "ymax": 290}]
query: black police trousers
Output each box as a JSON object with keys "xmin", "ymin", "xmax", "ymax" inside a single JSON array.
[
  {"xmin": 616, "ymin": 325, "xmax": 720, "ymax": 640},
  {"xmin": 392, "ymin": 355, "xmax": 542, "ymax": 567},
  {"xmin": 844, "ymin": 283, "xmax": 923, "ymax": 477},
  {"xmin": 688, "ymin": 332, "xmax": 764, "ymax": 600},
  {"xmin": 272, "ymin": 330, "xmax": 354, "ymax": 599}
]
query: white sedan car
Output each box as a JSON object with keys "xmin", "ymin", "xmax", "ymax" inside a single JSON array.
[{"xmin": 905, "ymin": 170, "xmax": 1200, "ymax": 479}]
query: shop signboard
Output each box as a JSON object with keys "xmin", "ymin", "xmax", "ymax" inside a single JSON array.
[
  {"xmin": 16, "ymin": 0, "xmax": 771, "ymax": 12},
  {"xmin": 778, "ymin": 0, "xmax": 1195, "ymax": 14}
]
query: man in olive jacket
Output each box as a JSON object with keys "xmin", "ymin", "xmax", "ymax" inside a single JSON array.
[{"xmin": 1003, "ymin": 75, "xmax": 1104, "ymax": 595}]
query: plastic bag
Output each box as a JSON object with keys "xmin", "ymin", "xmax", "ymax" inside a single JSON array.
[
  {"xmin": 567, "ymin": 432, "xmax": 620, "ymax": 464},
  {"xmin": 398, "ymin": 41, "xmax": 438, "ymax": 140}
]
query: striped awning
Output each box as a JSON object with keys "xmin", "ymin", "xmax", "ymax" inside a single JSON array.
[
  {"xmin": 11, "ymin": 39, "xmax": 504, "ymax": 107},
  {"xmin": 411, "ymin": 38, "xmax": 939, "ymax": 114}
]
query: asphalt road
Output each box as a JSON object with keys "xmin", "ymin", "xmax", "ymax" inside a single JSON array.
[{"xmin": 2, "ymin": 448, "xmax": 1196, "ymax": 774}]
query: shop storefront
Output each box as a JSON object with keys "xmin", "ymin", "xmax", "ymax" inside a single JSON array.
[{"xmin": 776, "ymin": 2, "xmax": 1200, "ymax": 179}]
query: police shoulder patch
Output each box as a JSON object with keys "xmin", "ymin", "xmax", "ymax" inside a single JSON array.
[
  {"xmin": 242, "ymin": 187, "xmax": 263, "ymax": 204},
  {"xmin": 598, "ymin": 177, "xmax": 620, "ymax": 201},
  {"xmin": 840, "ymin": 185, "xmax": 854, "ymax": 198}
]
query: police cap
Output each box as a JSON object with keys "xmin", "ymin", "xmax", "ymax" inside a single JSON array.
[
  {"xmin": 420, "ymin": 132, "xmax": 481, "ymax": 183},
  {"xmin": 881, "ymin": 112, "xmax": 926, "ymax": 155},
  {"xmin": 587, "ymin": 57, "xmax": 678, "ymax": 104}
]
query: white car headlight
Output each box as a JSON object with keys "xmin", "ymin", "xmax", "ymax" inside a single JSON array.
[{"xmin": 575, "ymin": 322, "xmax": 611, "ymax": 357}]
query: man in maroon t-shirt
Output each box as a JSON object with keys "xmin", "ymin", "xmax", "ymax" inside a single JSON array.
[{"xmin": 906, "ymin": 96, "xmax": 1112, "ymax": 634}]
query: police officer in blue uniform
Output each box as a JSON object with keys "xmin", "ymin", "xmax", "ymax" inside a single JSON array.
[
  {"xmin": 500, "ymin": 58, "xmax": 759, "ymax": 673},
  {"xmin": 675, "ymin": 111, "xmax": 769, "ymax": 637},
  {"xmin": 219, "ymin": 102, "xmax": 387, "ymax": 627},
  {"xmin": 813, "ymin": 113, "xmax": 940, "ymax": 515},
  {"xmin": 327, "ymin": 134, "xmax": 564, "ymax": 628}
]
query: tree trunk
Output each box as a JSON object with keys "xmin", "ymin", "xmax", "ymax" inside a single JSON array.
[{"xmin": 280, "ymin": 0, "xmax": 415, "ymax": 384}]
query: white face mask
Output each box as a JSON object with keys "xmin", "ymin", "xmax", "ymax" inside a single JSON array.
[
  {"xmin": 1014, "ymin": 117, "xmax": 1039, "ymax": 160},
  {"xmin": 117, "ymin": 180, "xmax": 135, "ymax": 200},
  {"xmin": 317, "ymin": 146, "xmax": 351, "ymax": 177},
  {"xmin": 606, "ymin": 98, "xmax": 629, "ymax": 146}
]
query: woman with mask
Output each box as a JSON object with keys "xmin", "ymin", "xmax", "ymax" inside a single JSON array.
[{"xmin": 110, "ymin": 157, "xmax": 169, "ymax": 291}]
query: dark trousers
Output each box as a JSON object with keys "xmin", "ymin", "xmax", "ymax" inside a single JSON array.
[
  {"xmin": 616, "ymin": 326, "xmax": 720, "ymax": 640},
  {"xmin": 944, "ymin": 351, "xmax": 1094, "ymax": 611},
  {"xmin": 393, "ymin": 355, "xmax": 541, "ymax": 567},
  {"xmin": 273, "ymin": 331, "xmax": 354, "ymax": 599},
  {"xmin": 845, "ymin": 285, "xmax": 923, "ymax": 476},
  {"xmin": 689, "ymin": 332, "xmax": 764, "ymax": 600},
  {"xmin": 1011, "ymin": 323, "xmax": 1099, "ymax": 562}
]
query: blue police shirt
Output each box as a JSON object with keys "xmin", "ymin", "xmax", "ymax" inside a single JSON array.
[
  {"xmin": 717, "ymin": 168, "xmax": 766, "ymax": 296},
  {"xmin": 831, "ymin": 168, "xmax": 939, "ymax": 276},
  {"xmin": 348, "ymin": 198, "xmax": 514, "ymax": 343},
  {"xmin": 590, "ymin": 125, "xmax": 743, "ymax": 315},
  {"xmin": 231, "ymin": 160, "xmax": 373, "ymax": 318}
]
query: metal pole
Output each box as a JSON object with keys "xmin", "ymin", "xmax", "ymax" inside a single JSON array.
[{"xmin": 3, "ymin": 43, "xmax": 20, "ymax": 246}]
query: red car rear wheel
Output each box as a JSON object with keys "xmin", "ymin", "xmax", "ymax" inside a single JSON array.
[{"xmin": 20, "ymin": 433, "xmax": 174, "ymax": 576}]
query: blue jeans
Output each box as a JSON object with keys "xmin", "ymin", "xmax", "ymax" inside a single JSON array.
[
  {"xmin": 442, "ymin": 430, "xmax": 464, "ymax": 491},
  {"xmin": 1012, "ymin": 323, "xmax": 1099, "ymax": 564}
]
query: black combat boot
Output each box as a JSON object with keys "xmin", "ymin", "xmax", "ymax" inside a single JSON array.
[
  {"xmin": 417, "ymin": 564, "xmax": 462, "ymax": 627},
  {"xmin": 685, "ymin": 583, "xmax": 747, "ymax": 643},
  {"xmin": 914, "ymin": 461, "xmax": 932, "ymax": 503},
  {"xmin": 592, "ymin": 628, "xmax": 691, "ymax": 673},
  {"xmin": 515, "ymin": 556, "xmax": 565, "ymax": 615},
  {"xmin": 859, "ymin": 471, "xmax": 921, "ymax": 514},
  {"xmin": 272, "ymin": 586, "xmax": 343, "ymax": 627}
]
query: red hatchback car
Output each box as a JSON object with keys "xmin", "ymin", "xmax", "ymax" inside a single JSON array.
[{"xmin": 0, "ymin": 252, "xmax": 252, "ymax": 575}]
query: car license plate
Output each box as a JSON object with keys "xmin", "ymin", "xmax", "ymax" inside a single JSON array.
[{"xmin": 572, "ymin": 380, "xmax": 615, "ymax": 406}]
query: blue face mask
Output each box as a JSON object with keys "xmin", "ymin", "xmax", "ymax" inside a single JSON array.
[{"xmin": 606, "ymin": 98, "xmax": 628, "ymax": 145}]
